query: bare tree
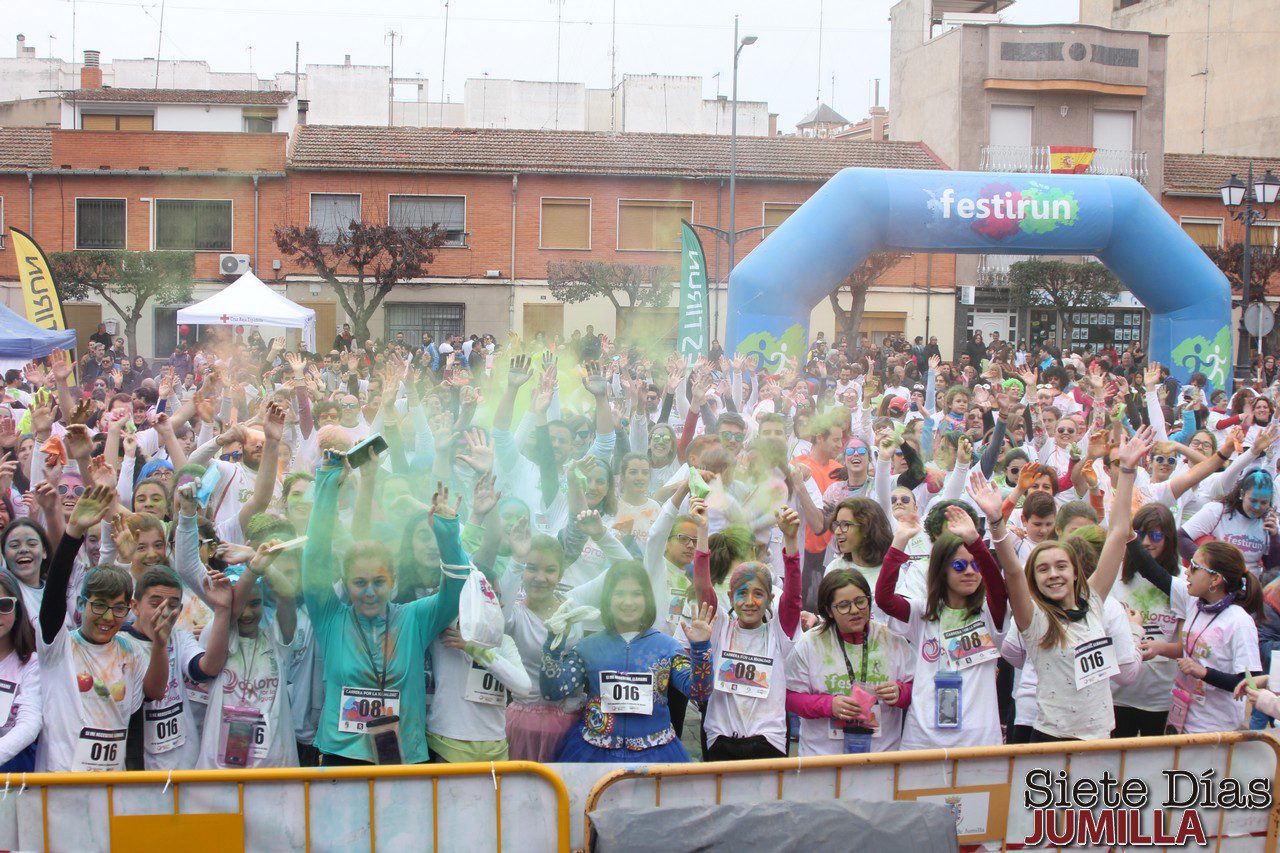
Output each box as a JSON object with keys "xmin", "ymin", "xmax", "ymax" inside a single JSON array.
[
  {"xmin": 826, "ymin": 252, "xmax": 909, "ymax": 343},
  {"xmin": 273, "ymin": 221, "xmax": 446, "ymax": 345},
  {"xmin": 1007, "ymin": 259, "xmax": 1122, "ymax": 347},
  {"xmin": 546, "ymin": 261, "xmax": 674, "ymax": 336}
]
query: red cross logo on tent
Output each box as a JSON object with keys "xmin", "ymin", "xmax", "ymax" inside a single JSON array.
[{"xmin": 220, "ymin": 314, "xmax": 229, "ymax": 323}]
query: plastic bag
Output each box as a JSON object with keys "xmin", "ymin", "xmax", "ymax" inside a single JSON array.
[{"xmin": 458, "ymin": 571, "xmax": 504, "ymax": 650}]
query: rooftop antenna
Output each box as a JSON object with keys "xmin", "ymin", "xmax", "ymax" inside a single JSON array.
[
  {"xmin": 439, "ymin": 1, "xmax": 450, "ymax": 128},
  {"xmin": 815, "ymin": 0, "xmax": 824, "ymax": 104},
  {"xmin": 609, "ymin": 0, "xmax": 617, "ymax": 131},
  {"xmin": 246, "ymin": 44, "xmax": 254, "ymax": 77},
  {"xmin": 552, "ymin": 0, "xmax": 565, "ymax": 130},
  {"xmin": 153, "ymin": 0, "xmax": 166, "ymax": 88},
  {"xmin": 386, "ymin": 28, "xmax": 401, "ymax": 126},
  {"xmin": 293, "ymin": 41, "xmax": 300, "ymax": 96}
]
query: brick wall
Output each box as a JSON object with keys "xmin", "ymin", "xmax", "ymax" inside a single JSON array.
[{"xmin": 51, "ymin": 130, "xmax": 287, "ymax": 172}]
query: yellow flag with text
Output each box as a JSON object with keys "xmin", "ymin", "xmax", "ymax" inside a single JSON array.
[{"xmin": 10, "ymin": 228, "xmax": 68, "ymax": 333}]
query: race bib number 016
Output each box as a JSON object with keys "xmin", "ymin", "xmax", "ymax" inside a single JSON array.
[
  {"xmin": 599, "ymin": 671, "xmax": 654, "ymax": 715},
  {"xmin": 74, "ymin": 727, "xmax": 126, "ymax": 772},
  {"xmin": 1073, "ymin": 636, "xmax": 1119, "ymax": 690}
]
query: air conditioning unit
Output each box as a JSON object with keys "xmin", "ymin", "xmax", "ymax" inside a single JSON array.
[
  {"xmin": 959, "ymin": 285, "xmax": 976, "ymax": 305},
  {"xmin": 484, "ymin": 269, "xmax": 502, "ymax": 278},
  {"xmin": 220, "ymin": 254, "xmax": 250, "ymax": 276}
]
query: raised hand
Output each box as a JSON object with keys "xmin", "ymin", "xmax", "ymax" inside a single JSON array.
[
  {"xmin": 681, "ymin": 602, "xmax": 715, "ymax": 644},
  {"xmin": 471, "ymin": 472, "xmax": 500, "ymax": 518},
  {"xmin": 23, "ymin": 361, "xmax": 49, "ymax": 387},
  {"xmin": 145, "ymin": 600, "xmax": 180, "ymax": 645},
  {"xmin": 507, "ymin": 515, "xmax": 532, "ymax": 561},
  {"xmin": 944, "ymin": 503, "xmax": 979, "ymax": 545},
  {"xmin": 507, "ymin": 354, "xmax": 532, "ymax": 389},
  {"xmin": 32, "ymin": 481, "xmax": 59, "ymax": 517},
  {"xmin": 1255, "ymin": 424, "xmax": 1279, "ymax": 456},
  {"xmin": 775, "ymin": 505, "xmax": 800, "ymax": 541},
  {"xmin": 1143, "ymin": 362, "xmax": 1161, "ymax": 393},
  {"xmin": 576, "ymin": 509, "xmax": 607, "ymax": 540},
  {"xmin": 583, "ymin": 361, "xmax": 609, "ymax": 398},
  {"xmin": 122, "ymin": 433, "xmax": 138, "ymax": 458},
  {"xmin": 263, "ymin": 399, "xmax": 287, "ymax": 443},
  {"xmin": 29, "ymin": 401, "xmax": 53, "ymax": 440},
  {"xmin": 203, "ymin": 570, "xmax": 235, "ymax": 611},
  {"xmin": 1118, "ymin": 425, "xmax": 1155, "ymax": 469},
  {"xmin": 0, "ymin": 460, "xmax": 14, "ymax": 495},
  {"xmin": 457, "ymin": 429, "xmax": 494, "ymax": 474},
  {"xmin": 1016, "ymin": 461, "xmax": 1042, "ymax": 492},
  {"xmin": 61, "ymin": 424, "xmax": 93, "ymax": 460},
  {"xmin": 49, "ymin": 350, "xmax": 74, "ymax": 383},
  {"xmin": 68, "ymin": 484, "xmax": 117, "ymax": 538},
  {"xmin": 0, "ymin": 418, "xmax": 16, "ymax": 449},
  {"xmin": 429, "ymin": 481, "xmax": 461, "ymax": 521},
  {"xmin": 966, "ymin": 469, "xmax": 1003, "ymax": 522},
  {"xmin": 689, "ymin": 496, "xmax": 709, "ymax": 531}
]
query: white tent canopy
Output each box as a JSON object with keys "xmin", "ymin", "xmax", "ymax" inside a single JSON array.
[{"xmin": 176, "ymin": 271, "xmax": 316, "ymax": 351}]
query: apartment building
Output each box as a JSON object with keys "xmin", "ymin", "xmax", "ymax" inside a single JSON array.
[
  {"xmin": 890, "ymin": 0, "xmax": 1167, "ymax": 349},
  {"xmin": 0, "ymin": 111, "xmax": 957, "ymax": 358},
  {"xmin": 1079, "ymin": 0, "xmax": 1278, "ymax": 157}
]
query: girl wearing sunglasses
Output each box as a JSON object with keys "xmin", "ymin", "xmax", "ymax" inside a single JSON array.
[
  {"xmin": 1183, "ymin": 467, "xmax": 1280, "ymax": 577},
  {"xmin": 984, "ymin": 429, "xmax": 1147, "ymax": 743},
  {"xmin": 1130, "ymin": 540, "xmax": 1263, "ymax": 735},
  {"xmin": 874, "ymin": 492, "xmax": 1009, "ymax": 750},
  {"xmin": 0, "ymin": 572, "xmax": 39, "ymax": 772},
  {"xmin": 1113, "ymin": 504, "xmax": 1181, "ymax": 737}
]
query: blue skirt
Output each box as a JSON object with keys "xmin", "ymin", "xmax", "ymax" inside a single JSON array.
[{"xmin": 554, "ymin": 726, "xmax": 690, "ymax": 764}]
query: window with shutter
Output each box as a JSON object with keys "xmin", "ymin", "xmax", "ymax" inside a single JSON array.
[
  {"xmin": 617, "ymin": 200, "xmax": 692, "ymax": 251},
  {"xmin": 389, "ymin": 195, "xmax": 466, "ymax": 246},
  {"xmin": 1180, "ymin": 218, "xmax": 1222, "ymax": 249},
  {"xmin": 155, "ymin": 200, "xmax": 233, "ymax": 251},
  {"xmin": 763, "ymin": 202, "xmax": 800, "ymax": 231},
  {"xmin": 310, "ymin": 194, "xmax": 361, "ymax": 244},
  {"xmin": 540, "ymin": 198, "xmax": 591, "ymax": 249},
  {"xmin": 76, "ymin": 199, "xmax": 127, "ymax": 249}
]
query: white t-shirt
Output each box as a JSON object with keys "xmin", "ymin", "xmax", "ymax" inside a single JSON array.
[
  {"xmin": 196, "ymin": 626, "xmax": 299, "ymax": 769},
  {"xmin": 1170, "ymin": 579, "xmax": 1260, "ymax": 734},
  {"xmin": 1182, "ymin": 503, "xmax": 1271, "ymax": 574},
  {"xmin": 704, "ymin": 610, "xmax": 794, "ymax": 753},
  {"xmin": 1110, "ymin": 573, "xmax": 1180, "ymax": 712},
  {"xmin": 503, "ymin": 599, "xmax": 583, "ymax": 711},
  {"xmin": 133, "ymin": 627, "xmax": 204, "ymax": 770},
  {"xmin": 888, "ymin": 600, "xmax": 1004, "ymax": 751},
  {"xmin": 785, "ymin": 621, "xmax": 907, "ymax": 756},
  {"xmin": 1017, "ymin": 594, "xmax": 1134, "ymax": 741},
  {"xmin": 36, "ymin": 627, "xmax": 150, "ymax": 772},
  {"xmin": 426, "ymin": 634, "xmax": 530, "ymax": 743},
  {"xmin": 615, "ymin": 498, "xmax": 661, "ymax": 551},
  {"xmin": 0, "ymin": 650, "xmax": 41, "ymax": 765}
]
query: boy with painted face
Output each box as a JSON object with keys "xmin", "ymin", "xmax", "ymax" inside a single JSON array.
[{"xmin": 36, "ymin": 485, "xmax": 173, "ymax": 772}]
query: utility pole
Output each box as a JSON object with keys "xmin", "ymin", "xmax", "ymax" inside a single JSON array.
[
  {"xmin": 610, "ymin": 0, "xmax": 617, "ymax": 132},
  {"xmin": 386, "ymin": 29, "xmax": 400, "ymax": 127},
  {"xmin": 439, "ymin": 2, "xmax": 450, "ymax": 128}
]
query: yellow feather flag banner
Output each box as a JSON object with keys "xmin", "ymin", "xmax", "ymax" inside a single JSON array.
[{"xmin": 10, "ymin": 228, "xmax": 68, "ymax": 333}]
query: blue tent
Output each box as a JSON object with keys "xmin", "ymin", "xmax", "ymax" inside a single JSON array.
[{"xmin": 0, "ymin": 302, "xmax": 78, "ymax": 360}]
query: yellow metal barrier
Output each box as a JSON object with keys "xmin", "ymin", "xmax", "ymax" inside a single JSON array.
[
  {"xmin": 582, "ymin": 732, "xmax": 1280, "ymax": 852},
  {"xmin": 4, "ymin": 760, "xmax": 570, "ymax": 852}
]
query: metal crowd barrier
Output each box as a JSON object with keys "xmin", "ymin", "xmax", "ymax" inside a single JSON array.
[
  {"xmin": 582, "ymin": 732, "xmax": 1280, "ymax": 852},
  {"xmin": 0, "ymin": 760, "xmax": 571, "ymax": 852}
]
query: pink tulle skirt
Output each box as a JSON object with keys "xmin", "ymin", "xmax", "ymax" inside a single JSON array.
[{"xmin": 506, "ymin": 703, "xmax": 578, "ymax": 762}]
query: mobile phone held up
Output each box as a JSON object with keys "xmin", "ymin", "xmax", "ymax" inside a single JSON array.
[{"xmin": 346, "ymin": 433, "xmax": 388, "ymax": 470}]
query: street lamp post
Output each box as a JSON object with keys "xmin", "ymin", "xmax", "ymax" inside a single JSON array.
[
  {"xmin": 721, "ymin": 16, "xmax": 756, "ymax": 342},
  {"xmin": 1221, "ymin": 164, "xmax": 1280, "ymax": 380}
]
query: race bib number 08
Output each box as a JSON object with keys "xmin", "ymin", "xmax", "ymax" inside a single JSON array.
[
  {"xmin": 943, "ymin": 620, "xmax": 998, "ymax": 670},
  {"xmin": 338, "ymin": 687, "xmax": 401, "ymax": 733},
  {"xmin": 714, "ymin": 650, "xmax": 772, "ymax": 699}
]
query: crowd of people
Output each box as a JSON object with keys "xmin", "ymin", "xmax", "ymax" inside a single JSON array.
[{"xmin": 0, "ymin": 318, "xmax": 1276, "ymax": 773}]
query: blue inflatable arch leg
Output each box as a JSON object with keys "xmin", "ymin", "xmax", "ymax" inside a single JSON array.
[{"xmin": 727, "ymin": 168, "xmax": 1233, "ymax": 389}]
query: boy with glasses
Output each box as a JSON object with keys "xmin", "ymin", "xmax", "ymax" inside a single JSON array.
[{"xmin": 37, "ymin": 485, "xmax": 173, "ymax": 772}]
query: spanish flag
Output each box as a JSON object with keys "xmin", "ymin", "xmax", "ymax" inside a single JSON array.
[{"xmin": 1049, "ymin": 146, "xmax": 1096, "ymax": 174}]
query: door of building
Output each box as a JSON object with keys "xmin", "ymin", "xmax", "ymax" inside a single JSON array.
[{"xmin": 62, "ymin": 303, "xmax": 103, "ymax": 357}]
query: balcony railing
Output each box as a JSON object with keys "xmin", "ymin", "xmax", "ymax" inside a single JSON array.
[
  {"xmin": 978, "ymin": 145, "xmax": 1149, "ymax": 184},
  {"xmin": 977, "ymin": 253, "xmax": 1031, "ymax": 288}
]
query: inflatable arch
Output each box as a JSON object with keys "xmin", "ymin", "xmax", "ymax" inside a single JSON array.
[{"xmin": 727, "ymin": 169, "xmax": 1233, "ymax": 388}]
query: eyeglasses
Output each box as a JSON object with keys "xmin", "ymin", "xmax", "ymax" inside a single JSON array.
[
  {"xmin": 831, "ymin": 521, "xmax": 855, "ymax": 533},
  {"xmin": 831, "ymin": 597, "xmax": 871, "ymax": 614},
  {"xmin": 1006, "ymin": 466, "xmax": 1024, "ymax": 479},
  {"xmin": 669, "ymin": 533, "xmax": 696, "ymax": 546},
  {"xmin": 220, "ymin": 451, "xmax": 243, "ymax": 462},
  {"xmin": 80, "ymin": 597, "xmax": 131, "ymax": 619},
  {"xmin": 56, "ymin": 483, "xmax": 85, "ymax": 497},
  {"xmin": 890, "ymin": 495, "xmax": 913, "ymax": 506},
  {"xmin": 574, "ymin": 429, "xmax": 593, "ymax": 441},
  {"xmin": 1139, "ymin": 529, "xmax": 1165, "ymax": 543},
  {"xmin": 1038, "ymin": 384, "xmax": 1054, "ymax": 390},
  {"xmin": 844, "ymin": 446, "xmax": 868, "ymax": 457},
  {"xmin": 719, "ymin": 431, "xmax": 743, "ymax": 442},
  {"xmin": 0, "ymin": 597, "xmax": 16, "ymax": 615},
  {"xmin": 950, "ymin": 559, "xmax": 980, "ymax": 574},
  {"xmin": 1056, "ymin": 426, "xmax": 1077, "ymax": 435},
  {"xmin": 1152, "ymin": 454, "xmax": 1178, "ymax": 465}
]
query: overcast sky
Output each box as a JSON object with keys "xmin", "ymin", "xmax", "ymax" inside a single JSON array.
[{"xmin": 12, "ymin": 0, "xmax": 1081, "ymax": 129}]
